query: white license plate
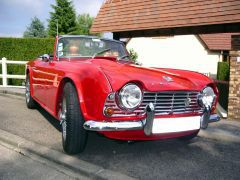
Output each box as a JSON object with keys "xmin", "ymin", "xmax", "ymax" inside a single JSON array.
[{"xmin": 152, "ymin": 116, "xmax": 201, "ymax": 134}]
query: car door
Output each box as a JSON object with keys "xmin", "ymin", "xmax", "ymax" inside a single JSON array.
[
  {"xmin": 35, "ymin": 58, "xmax": 66, "ymax": 115},
  {"xmin": 43, "ymin": 60, "xmax": 63, "ymax": 114}
]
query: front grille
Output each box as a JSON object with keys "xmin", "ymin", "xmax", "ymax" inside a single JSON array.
[
  {"xmin": 139, "ymin": 91, "xmax": 203, "ymax": 115},
  {"xmin": 103, "ymin": 91, "xmax": 203, "ymax": 117}
]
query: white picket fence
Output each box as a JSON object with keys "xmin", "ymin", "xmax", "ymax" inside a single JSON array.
[{"xmin": 0, "ymin": 57, "xmax": 27, "ymax": 88}]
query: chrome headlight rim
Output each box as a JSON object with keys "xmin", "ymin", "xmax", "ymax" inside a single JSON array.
[
  {"xmin": 117, "ymin": 83, "xmax": 143, "ymax": 111},
  {"xmin": 198, "ymin": 86, "xmax": 216, "ymax": 109}
]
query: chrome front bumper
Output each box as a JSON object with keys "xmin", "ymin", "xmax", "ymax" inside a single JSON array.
[{"xmin": 83, "ymin": 103, "xmax": 220, "ymax": 135}]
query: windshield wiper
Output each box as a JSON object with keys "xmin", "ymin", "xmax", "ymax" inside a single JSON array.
[
  {"xmin": 92, "ymin": 48, "xmax": 111, "ymax": 58},
  {"xmin": 117, "ymin": 55, "xmax": 130, "ymax": 60}
]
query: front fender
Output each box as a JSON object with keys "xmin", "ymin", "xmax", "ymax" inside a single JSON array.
[{"xmin": 59, "ymin": 67, "xmax": 112, "ymax": 121}]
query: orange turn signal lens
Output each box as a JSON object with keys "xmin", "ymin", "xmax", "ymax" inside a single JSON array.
[{"xmin": 104, "ymin": 107, "xmax": 114, "ymax": 116}]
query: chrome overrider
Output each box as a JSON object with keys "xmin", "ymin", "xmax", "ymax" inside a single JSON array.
[{"xmin": 83, "ymin": 103, "xmax": 220, "ymax": 135}]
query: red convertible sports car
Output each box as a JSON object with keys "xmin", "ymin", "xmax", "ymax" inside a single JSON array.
[{"xmin": 26, "ymin": 35, "xmax": 220, "ymax": 154}]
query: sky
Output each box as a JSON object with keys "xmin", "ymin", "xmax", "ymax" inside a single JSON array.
[{"xmin": 0, "ymin": 0, "xmax": 109, "ymax": 37}]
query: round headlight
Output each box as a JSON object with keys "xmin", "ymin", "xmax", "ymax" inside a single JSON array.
[
  {"xmin": 118, "ymin": 84, "xmax": 142, "ymax": 109},
  {"xmin": 199, "ymin": 86, "xmax": 216, "ymax": 108}
]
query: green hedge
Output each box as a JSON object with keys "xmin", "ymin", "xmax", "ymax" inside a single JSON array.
[
  {"xmin": 217, "ymin": 62, "xmax": 229, "ymax": 81},
  {"xmin": 0, "ymin": 38, "xmax": 55, "ymax": 85},
  {"xmin": 216, "ymin": 62, "xmax": 230, "ymax": 110},
  {"xmin": 0, "ymin": 64, "xmax": 2, "ymax": 85},
  {"xmin": 216, "ymin": 82, "xmax": 229, "ymax": 110}
]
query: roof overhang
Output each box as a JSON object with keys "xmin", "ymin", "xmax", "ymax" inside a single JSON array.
[
  {"xmin": 91, "ymin": 0, "xmax": 240, "ymax": 38},
  {"xmin": 111, "ymin": 23, "xmax": 240, "ymax": 39}
]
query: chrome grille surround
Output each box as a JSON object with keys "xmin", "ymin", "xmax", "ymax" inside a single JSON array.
[
  {"xmin": 140, "ymin": 91, "xmax": 204, "ymax": 115},
  {"xmin": 103, "ymin": 91, "xmax": 204, "ymax": 117}
]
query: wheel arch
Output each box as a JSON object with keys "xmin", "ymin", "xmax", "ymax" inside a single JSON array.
[
  {"xmin": 25, "ymin": 67, "xmax": 34, "ymax": 97},
  {"xmin": 55, "ymin": 76, "xmax": 86, "ymax": 120},
  {"xmin": 55, "ymin": 67, "xmax": 113, "ymax": 121}
]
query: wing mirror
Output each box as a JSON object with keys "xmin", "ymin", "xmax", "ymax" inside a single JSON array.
[{"xmin": 40, "ymin": 54, "xmax": 50, "ymax": 62}]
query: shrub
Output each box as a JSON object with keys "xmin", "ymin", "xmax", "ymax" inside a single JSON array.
[
  {"xmin": 216, "ymin": 82, "xmax": 229, "ymax": 110},
  {"xmin": 216, "ymin": 62, "xmax": 230, "ymax": 110},
  {"xmin": 217, "ymin": 62, "xmax": 229, "ymax": 81},
  {"xmin": 128, "ymin": 48, "xmax": 141, "ymax": 65},
  {"xmin": 0, "ymin": 64, "xmax": 2, "ymax": 85},
  {"xmin": 0, "ymin": 38, "xmax": 55, "ymax": 85},
  {"xmin": 0, "ymin": 38, "xmax": 55, "ymax": 60}
]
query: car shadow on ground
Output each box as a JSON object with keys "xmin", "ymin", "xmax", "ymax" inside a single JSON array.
[
  {"xmin": 34, "ymin": 104, "xmax": 240, "ymax": 179},
  {"xmin": 35, "ymin": 104, "xmax": 198, "ymax": 155},
  {"xmin": 78, "ymin": 131, "xmax": 240, "ymax": 179},
  {"xmin": 36, "ymin": 105, "xmax": 61, "ymax": 132},
  {"xmin": 35, "ymin": 104, "xmax": 240, "ymax": 158}
]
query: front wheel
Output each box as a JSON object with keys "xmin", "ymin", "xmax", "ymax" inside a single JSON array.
[
  {"xmin": 25, "ymin": 74, "xmax": 37, "ymax": 109},
  {"xmin": 59, "ymin": 82, "xmax": 88, "ymax": 154}
]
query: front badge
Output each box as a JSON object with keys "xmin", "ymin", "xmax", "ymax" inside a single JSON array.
[
  {"xmin": 185, "ymin": 98, "xmax": 191, "ymax": 107},
  {"xmin": 163, "ymin": 76, "xmax": 173, "ymax": 82}
]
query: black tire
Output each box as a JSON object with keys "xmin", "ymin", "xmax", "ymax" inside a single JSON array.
[
  {"xmin": 59, "ymin": 82, "xmax": 88, "ymax": 154},
  {"xmin": 25, "ymin": 74, "xmax": 37, "ymax": 109},
  {"xmin": 178, "ymin": 131, "xmax": 199, "ymax": 141}
]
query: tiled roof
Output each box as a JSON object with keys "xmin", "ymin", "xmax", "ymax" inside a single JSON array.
[
  {"xmin": 104, "ymin": 0, "xmax": 128, "ymax": 4},
  {"xmin": 200, "ymin": 33, "xmax": 240, "ymax": 51},
  {"xmin": 91, "ymin": 0, "xmax": 240, "ymax": 33}
]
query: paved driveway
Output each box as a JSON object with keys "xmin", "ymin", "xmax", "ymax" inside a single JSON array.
[
  {"xmin": 0, "ymin": 144, "xmax": 80, "ymax": 180},
  {"xmin": 0, "ymin": 95, "xmax": 240, "ymax": 180}
]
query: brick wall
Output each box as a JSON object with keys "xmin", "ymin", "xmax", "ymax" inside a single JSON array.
[{"xmin": 228, "ymin": 35, "xmax": 240, "ymax": 120}]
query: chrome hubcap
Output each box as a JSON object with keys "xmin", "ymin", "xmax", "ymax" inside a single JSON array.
[
  {"xmin": 26, "ymin": 78, "xmax": 30, "ymax": 103},
  {"xmin": 60, "ymin": 97, "xmax": 67, "ymax": 141}
]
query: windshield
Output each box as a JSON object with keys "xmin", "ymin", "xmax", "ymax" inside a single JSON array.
[{"xmin": 57, "ymin": 36, "xmax": 129, "ymax": 60}]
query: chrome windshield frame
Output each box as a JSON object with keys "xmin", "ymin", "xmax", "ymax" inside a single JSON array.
[{"xmin": 56, "ymin": 35, "xmax": 128, "ymax": 60}]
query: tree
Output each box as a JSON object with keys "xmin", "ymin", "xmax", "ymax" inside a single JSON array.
[
  {"xmin": 74, "ymin": 13, "xmax": 100, "ymax": 36},
  {"xmin": 23, "ymin": 17, "xmax": 47, "ymax": 38},
  {"xmin": 48, "ymin": 0, "xmax": 77, "ymax": 36},
  {"xmin": 128, "ymin": 48, "xmax": 141, "ymax": 65}
]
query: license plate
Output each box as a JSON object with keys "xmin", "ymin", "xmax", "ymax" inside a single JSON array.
[{"xmin": 152, "ymin": 116, "xmax": 200, "ymax": 134}]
